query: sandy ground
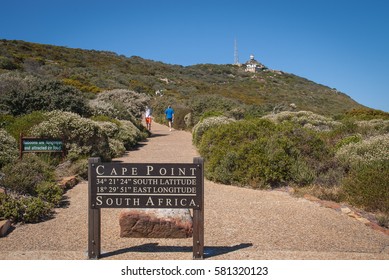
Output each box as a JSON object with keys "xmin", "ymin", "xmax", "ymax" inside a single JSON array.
[{"xmin": 0, "ymin": 122, "xmax": 389, "ymax": 260}]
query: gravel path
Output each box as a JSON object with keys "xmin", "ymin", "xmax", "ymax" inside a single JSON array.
[{"xmin": 1, "ymin": 122, "xmax": 389, "ymax": 260}]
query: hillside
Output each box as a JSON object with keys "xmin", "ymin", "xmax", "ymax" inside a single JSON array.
[
  {"xmin": 0, "ymin": 39, "xmax": 363, "ymax": 117},
  {"xmin": 1, "ymin": 39, "xmax": 388, "ymax": 228}
]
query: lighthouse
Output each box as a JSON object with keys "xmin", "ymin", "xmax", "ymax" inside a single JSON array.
[{"xmin": 245, "ymin": 54, "xmax": 267, "ymax": 73}]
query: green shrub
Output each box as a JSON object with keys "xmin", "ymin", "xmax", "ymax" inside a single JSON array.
[
  {"xmin": 262, "ymin": 110, "xmax": 341, "ymax": 131},
  {"xmin": 30, "ymin": 111, "xmax": 111, "ymax": 161},
  {"xmin": 4, "ymin": 111, "xmax": 46, "ymax": 141},
  {"xmin": 336, "ymin": 134, "xmax": 389, "ymax": 168},
  {"xmin": 89, "ymin": 89, "xmax": 150, "ymax": 120},
  {"xmin": 198, "ymin": 119, "xmax": 278, "ymax": 187},
  {"xmin": 342, "ymin": 160, "xmax": 389, "ymax": 214},
  {"xmin": 22, "ymin": 196, "xmax": 53, "ymax": 223},
  {"xmin": 0, "ymin": 129, "xmax": 18, "ymax": 168},
  {"xmin": 62, "ymin": 78, "xmax": 102, "ymax": 93},
  {"xmin": 344, "ymin": 108, "xmax": 389, "ymax": 121},
  {"xmin": 108, "ymin": 138, "xmax": 126, "ymax": 158},
  {"xmin": 0, "ymin": 193, "xmax": 21, "ymax": 221},
  {"xmin": 355, "ymin": 119, "xmax": 389, "ymax": 136},
  {"xmin": 192, "ymin": 116, "xmax": 235, "ymax": 146},
  {"xmin": 96, "ymin": 120, "xmax": 120, "ymax": 138},
  {"xmin": 0, "ymin": 114, "xmax": 15, "ymax": 128},
  {"xmin": 36, "ymin": 181, "xmax": 64, "ymax": 206},
  {"xmin": 116, "ymin": 120, "xmax": 147, "ymax": 150},
  {"xmin": 198, "ymin": 119, "xmax": 337, "ymax": 188},
  {"xmin": 0, "ymin": 73, "xmax": 91, "ymax": 116},
  {"xmin": 377, "ymin": 214, "xmax": 389, "ymax": 228},
  {"xmin": 188, "ymin": 94, "xmax": 244, "ymax": 125},
  {"xmin": 0, "ymin": 193, "xmax": 53, "ymax": 223},
  {"xmin": 199, "ymin": 111, "xmax": 224, "ymax": 122},
  {"xmin": 1, "ymin": 154, "xmax": 54, "ymax": 195},
  {"xmin": 69, "ymin": 158, "xmax": 88, "ymax": 179},
  {"xmin": 91, "ymin": 115, "xmax": 122, "ymax": 127},
  {"xmin": 334, "ymin": 134, "xmax": 362, "ymax": 150},
  {"xmin": 0, "ymin": 56, "xmax": 20, "ymax": 70},
  {"xmin": 171, "ymin": 106, "xmax": 191, "ymax": 130}
]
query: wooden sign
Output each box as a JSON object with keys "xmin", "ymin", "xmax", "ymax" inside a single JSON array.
[
  {"xmin": 90, "ymin": 162, "xmax": 202, "ymax": 209},
  {"xmin": 88, "ymin": 157, "xmax": 204, "ymax": 260}
]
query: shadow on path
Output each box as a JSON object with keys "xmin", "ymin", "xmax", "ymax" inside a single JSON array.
[{"xmin": 100, "ymin": 242, "xmax": 253, "ymax": 259}]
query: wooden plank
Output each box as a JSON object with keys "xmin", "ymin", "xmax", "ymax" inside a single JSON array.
[
  {"xmin": 192, "ymin": 157, "xmax": 204, "ymax": 259},
  {"xmin": 88, "ymin": 157, "xmax": 101, "ymax": 259}
]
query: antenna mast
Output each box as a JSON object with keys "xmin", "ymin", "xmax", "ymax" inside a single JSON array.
[{"xmin": 234, "ymin": 38, "xmax": 240, "ymax": 65}]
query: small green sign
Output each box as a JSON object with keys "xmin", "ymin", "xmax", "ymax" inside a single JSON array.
[{"xmin": 22, "ymin": 139, "xmax": 63, "ymax": 152}]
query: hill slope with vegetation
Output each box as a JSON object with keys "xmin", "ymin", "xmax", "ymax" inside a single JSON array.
[
  {"xmin": 1, "ymin": 39, "xmax": 388, "ymax": 227},
  {"xmin": 1, "ymin": 39, "xmax": 363, "ymax": 119}
]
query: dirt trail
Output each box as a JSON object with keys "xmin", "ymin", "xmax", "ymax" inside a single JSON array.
[{"xmin": 1, "ymin": 122, "xmax": 389, "ymax": 260}]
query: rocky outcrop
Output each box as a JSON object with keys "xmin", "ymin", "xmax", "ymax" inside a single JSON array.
[
  {"xmin": 119, "ymin": 208, "xmax": 193, "ymax": 238},
  {"xmin": 58, "ymin": 176, "xmax": 79, "ymax": 190},
  {"xmin": 0, "ymin": 220, "xmax": 11, "ymax": 237}
]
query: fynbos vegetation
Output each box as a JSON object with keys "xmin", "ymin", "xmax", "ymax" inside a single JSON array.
[{"xmin": 0, "ymin": 39, "xmax": 388, "ymax": 225}]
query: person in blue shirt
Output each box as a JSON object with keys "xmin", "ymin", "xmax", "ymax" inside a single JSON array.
[{"xmin": 164, "ymin": 105, "xmax": 174, "ymax": 131}]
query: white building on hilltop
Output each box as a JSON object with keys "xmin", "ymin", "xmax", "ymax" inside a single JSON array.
[{"xmin": 244, "ymin": 54, "xmax": 267, "ymax": 73}]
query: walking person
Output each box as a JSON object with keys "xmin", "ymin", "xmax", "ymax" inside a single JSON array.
[
  {"xmin": 145, "ymin": 106, "xmax": 152, "ymax": 131},
  {"xmin": 164, "ymin": 105, "xmax": 174, "ymax": 131}
]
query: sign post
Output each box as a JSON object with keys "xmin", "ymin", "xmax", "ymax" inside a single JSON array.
[
  {"xmin": 88, "ymin": 157, "xmax": 101, "ymax": 259},
  {"xmin": 88, "ymin": 157, "xmax": 204, "ymax": 259},
  {"xmin": 192, "ymin": 157, "xmax": 204, "ymax": 259}
]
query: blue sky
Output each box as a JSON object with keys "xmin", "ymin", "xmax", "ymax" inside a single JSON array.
[{"xmin": 1, "ymin": 0, "xmax": 388, "ymax": 112}]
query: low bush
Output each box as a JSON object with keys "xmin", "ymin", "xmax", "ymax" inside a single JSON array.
[
  {"xmin": 0, "ymin": 193, "xmax": 53, "ymax": 223},
  {"xmin": 344, "ymin": 108, "xmax": 389, "ymax": 121},
  {"xmin": 0, "ymin": 129, "xmax": 18, "ymax": 168},
  {"xmin": 1, "ymin": 154, "xmax": 54, "ymax": 195},
  {"xmin": 116, "ymin": 120, "xmax": 148, "ymax": 150},
  {"xmin": 171, "ymin": 106, "xmax": 192, "ymax": 130},
  {"xmin": 3, "ymin": 111, "xmax": 46, "ymax": 141},
  {"xmin": 355, "ymin": 119, "xmax": 389, "ymax": 136},
  {"xmin": 89, "ymin": 89, "xmax": 150, "ymax": 120},
  {"xmin": 108, "ymin": 138, "xmax": 126, "ymax": 158},
  {"xmin": 69, "ymin": 158, "xmax": 89, "ymax": 179},
  {"xmin": 21, "ymin": 196, "xmax": 53, "ymax": 223},
  {"xmin": 198, "ymin": 119, "xmax": 338, "ymax": 188},
  {"xmin": 336, "ymin": 134, "xmax": 389, "ymax": 168},
  {"xmin": 192, "ymin": 116, "xmax": 235, "ymax": 146},
  {"xmin": 0, "ymin": 114, "xmax": 14, "ymax": 128},
  {"xmin": 188, "ymin": 94, "xmax": 245, "ymax": 126},
  {"xmin": 262, "ymin": 110, "xmax": 342, "ymax": 131},
  {"xmin": 342, "ymin": 160, "xmax": 389, "ymax": 214},
  {"xmin": 0, "ymin": 193, "xmax": 20, "ymax": 221},
  {"xmin": 36, "ymin": 181, "xmax": 64, "ymax": 207},
  {"xmin": 90, "ymin": 115, "xmax": 121, "ymax": 127},
  {"xmin": 30, "ymin": 111, "xmax": 111, "ymax": 161},
  {"xmin": 334, "ymin": 134, "xmax": 362, "ymax": 150},
  {"xmin": 0, "ymin": 73, "xmax": 91, "ymax": 116}
]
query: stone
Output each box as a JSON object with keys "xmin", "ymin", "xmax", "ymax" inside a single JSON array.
[
  {"xmin": 0, "ymin": 219, "xmax": 11, "ymax": 237},
  {"xmin": 58, "ymin": 176, "xmax": 79, "ymax": 190},
  {"xmin": 348, "ymin": 212, "xmax": 361, "ymax": 219},
  {"xmin": 340, "ymin": 207, "xmax": 352, "ymax": 214},
  {"xmin": 119, "ymin": 208, "xmax": 193, "ymax": 238},
  {"xmin": 319, "ymin": 200, "xmax": 341, "ymax": 210},
  {"xmin": 356, "ymin": 217, "xmax": 371, "ymax": 225},
  {"xmin": 303, "ymin": 194, "xmax": 320, "ymax": 202}
]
